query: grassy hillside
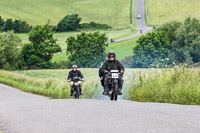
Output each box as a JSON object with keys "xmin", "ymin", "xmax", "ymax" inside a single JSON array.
[
  {"xmin": 0, "ymin": 0, "xmax": 133, "ymax": 28},
  {"xmin": 146, "ymin": 0, "xmax": 200, "ymax": 25}
]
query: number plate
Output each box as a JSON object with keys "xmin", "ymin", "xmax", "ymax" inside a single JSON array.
[
  {"xmin": 75, "ymin": 83, "xmax": 79, "ymax": 86},
  {"xmin": 112, "ymin": 73, "xmax": 119, "ymax": 78}
]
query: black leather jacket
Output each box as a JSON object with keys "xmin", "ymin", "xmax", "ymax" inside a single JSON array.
[
  {"xmin": 67, "ymin": 70, "xmax": 84, "ymax": 80},
  {"xmin": 99, "ymin": 60, "xmax": 124, "ymax": 77}
]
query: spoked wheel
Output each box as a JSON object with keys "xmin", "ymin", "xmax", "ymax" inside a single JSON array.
[
  {"xmin": 113, "ymin": 84, "xmax": 118, "ymax": 101},
  {"xmin": 74, "ymin": 87, "xmax": 79, "ymax": 99}
]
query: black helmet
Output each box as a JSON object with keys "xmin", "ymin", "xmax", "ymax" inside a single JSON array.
[
  {"xmin": 108, "ymin": 51, "xmax": 116, "ymax": 59},
  {"xmin": 72, "ymin": 64, "xmax": 77, "ymax": 69}
]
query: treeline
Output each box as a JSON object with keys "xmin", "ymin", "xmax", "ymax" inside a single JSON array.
[
  {"xmin": 54, "ymin": 14, "xmax": 112, "ymax": 32},
  {"xmin": 0, "ymin": 14, "xmax": 111, "ymax": 33},
  {"xmin": 0, "ymin": 16, "xmax": 31, "ymax": 33},
  {"xmin": 122, "ymin": 17, "xmax": 200, "ymax": 68}
]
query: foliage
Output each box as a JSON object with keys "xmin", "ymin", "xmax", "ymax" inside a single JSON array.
[
  {"xmin": 4, "ymin": 19, "xmax": 13, "ymax": 31},
  {"xmin": 0, "ymin": 16, "xmax": 31, "ymax": 33},
  {"xmin": 128, "ymin": 67, "xmax": 200, "ymax": 105},
  {"xmin": 0, "ymin": 31, "xmax": 23, "ymax": 70},
  {"xmin": 121, "ymin": 56, "xmax": 133, "ymax": 68},
  {"xmin": 132, "ymin": 31, "xmax": 171, "ymax": 68},
  {"xmin": 80, "ymin": 22, "xmax": 112, "ymax": 30},
  {"xmin": 13, "ymin": 19, "xmax": 31, "ymax": 33},
  {"xmin": 156, "ymin": 21, "xmax": 182, "ymax": 44},
  {"xmin": 0, "ymin": 16, "xmax": 4, "ymax": 31},
  {"xmin": 66, "ymin": 31, "xmax": 108, "ymax": 67},
  {"xmin": 22, "ymin": 25, "xmax": 61, "ymax": 69},
  {"xmin": 171, "ymin": 17, "xmax": 200, "ymax": 64},
  {"xmin": 56, "ymin": 14, "xmax": 81, "ymax": 32}
]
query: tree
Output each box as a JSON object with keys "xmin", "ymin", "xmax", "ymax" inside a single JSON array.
[
  {"xmin": 132, "ymin": 31, "xmax": 171, "ymax": 68},
  {"xmin": 13, "ymin": 19, "xmax": 20, "ymax": 33},
  {"xmin": 4, "ymin": 19, "xmax": 13, "ymax": 31},
  {"xmin": 56, "ymin": 14, "xmax": 81, "ymax": 32},
  {"xmin": 156, "ymin": 21, "xmax": 182, "ymax": 45},
  {"xmin": 172, "ymin": 17, "xmax": 200, "ymax": 63},
  {"xmin": 0, "ymin": 31, "xmax": 23, "ymax": 70},
  {"xmin": 66, "ymin": 31, "xmax": 108, "ymax": 68},
  {"xmin": 0, "ymin": 16, "xmax": 5, "ymax": 31},
  {"xmin": 14, "ymin": 19, "xmax": 31, "ymax": 33},
  {"xmin": 22, "ymin": 25, "xmax": 61, "ymax": 69}
]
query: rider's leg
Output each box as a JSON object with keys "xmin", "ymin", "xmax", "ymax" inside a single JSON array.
[
  {"xmin": 103, "ymin": 76, "xmax": 109, "ymax": 95},
  {"xmin": 78, "ymin": 81, "xmax": 82, "ymax": 95},
  {"xmin": 70, "ymin": 81, "xmax": 74, "ymax": 96},
  {"xmin": 118, "ymin": 77, "xmax": 123, "ymax": 95}
]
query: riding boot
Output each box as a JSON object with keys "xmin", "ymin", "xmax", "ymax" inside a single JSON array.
[
  {"xmin": 103, "ymin": 87, "xmax": 108, "ymax": 95},
  {"xmin": 79, "ymin": 88, "xmax": 82, "ymax": 95},
  {"xmin": 103, "ymin": 77, "xmax": 109, "ymax": 95},
  {"xmin": 70, "ymin": 90, "xmax": 74, "ymax": 96},
  {"xmin": 118, "ymin": 89, "xmax": 122, "ymax": 95}
]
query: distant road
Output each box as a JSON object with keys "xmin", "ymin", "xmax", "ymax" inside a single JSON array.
[
  {"xmin": 1, "ymin": 83, "xmax": 200, "ymax": 133},
  {"xmin": 115, "ymin": 0, "xmax": 152, "ymax": 42}
]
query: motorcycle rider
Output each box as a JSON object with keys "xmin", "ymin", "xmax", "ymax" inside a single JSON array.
[
  {"xmin": 100, "ymin": 51, "xmax": 124, "ymax": 95},
  {"xmin": 67, "ymin": 65, "xmax": 84, "ymax": 96}
]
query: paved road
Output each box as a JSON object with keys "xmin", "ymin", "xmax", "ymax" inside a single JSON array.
[
  {"xmin": 1, "ymin": 84, "xmax": 200, "ymax": 133},
  {"xmin": 115, "ymin": 0, "xmax": 152, "ymax": 42}
]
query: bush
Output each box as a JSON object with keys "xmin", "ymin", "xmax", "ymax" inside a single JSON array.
[
  {"xmin": 80, "ymin": 21, "xmax": 112, "ymax": 30},
  {"xmin": 0, "ymin": 31, "xmax": 24, "ymax": 70},
  {"xmin": 56, "ymin": 14, "xmax": 81, "ymax": 32}
]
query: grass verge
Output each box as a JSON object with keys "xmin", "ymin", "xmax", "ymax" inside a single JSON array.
[
  {"xmin": 0, "ymin": 70, "xmax": 102, "ymax": 99},
  {"xmin": 127, "ymin": 67, "xmax": 200, "ymax": 105}
]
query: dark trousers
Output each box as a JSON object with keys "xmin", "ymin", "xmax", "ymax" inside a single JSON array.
[{"xmin": 104, "ymin": 76, "xmax": 123, "ymax": 90}]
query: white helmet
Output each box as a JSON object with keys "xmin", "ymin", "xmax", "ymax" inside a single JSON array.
[{"xmin": 72, "ymin": 64, "xmax": 77, "ymax": 68}]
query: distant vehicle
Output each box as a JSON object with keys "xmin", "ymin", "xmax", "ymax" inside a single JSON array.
[{"xmin": 137, "ymin": 14, "xmax": 141, "ymax": 19}]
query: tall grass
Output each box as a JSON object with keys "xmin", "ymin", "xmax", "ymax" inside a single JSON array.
[
  {"xmin": 127, "ymin": 67, "xmax": 200, "ymax": 105},
  {"xmin": 0, "ymin": 69, "xmax": 102, "ymax": 99}
]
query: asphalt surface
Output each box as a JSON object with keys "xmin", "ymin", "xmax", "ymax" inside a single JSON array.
[
  {"xmin": 115, "ymin": 0, "xmax": 152, "ymax": 42},
  {"xmin": 0, "ymin": 83, "xmax": 200, "ymax": 133}
]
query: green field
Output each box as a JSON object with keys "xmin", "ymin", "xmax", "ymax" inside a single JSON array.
[
  {"xmin": 107, "ymin": 36, "xmax": 139, "ymax": 60},
  {"xmin": 146, "ymin": 0, "xmax": 200, "ymax": 25},
  {"xmin": 0, "ymin": 0, "xmax": 133, "ymax": 29},
  {"xmin": 17, "ymin": 29, "xmax": 137, "ymax": 50}
]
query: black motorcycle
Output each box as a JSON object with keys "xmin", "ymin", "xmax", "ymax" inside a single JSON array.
[
  {"xmin": 105, "ymin": 70, "xmax": 123, "ymax": 101},
  {"xmin": 68, "ymin": 77, "xmax": 83, "ymax": 99}
]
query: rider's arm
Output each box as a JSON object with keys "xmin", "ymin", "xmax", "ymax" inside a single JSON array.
[
  {"xmin": 67, "ymin": 71, "xmax": 71, "ymax": 80},
  {"xmin": 117, "ymin": 60, "xmax": 125, "ymax": 72},
  {"xmin": 78, "ymin": 71, "xmax": 84, "ymax": 79},
  {"xmin": 101, "ymin": 61, "xmax": 107, "ymax": 72}
]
